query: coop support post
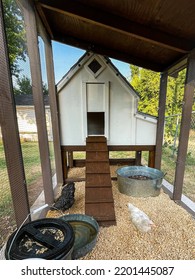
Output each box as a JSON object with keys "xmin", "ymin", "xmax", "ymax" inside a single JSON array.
[
  {"xmin": 19, "ymin": 0, "xmax": 54, "ymax": 205},
  {"xmin": 155, "ymin": 71, "xmax": 168, "ymax": 169},
  {"xmin": 148, "ymin": 150, "xmax": 155, "ymax": 168},
  {"xmin": 173, "ymin": 52, "xmax": 195, "ymax": 201},
  {"xmin": 61, "ymin": 149, "xmax": 68, "ymax": 180},
  {"xmin": 0, "ymin": 1, "xmax": 30, "ymax": 226},
  {"xmin": 135, "ymin": 151, "xmax": 141, "ymax": 165},
  {"xmin": 68, "ymin": 151, "xmax": 74, "ymax": 168}
]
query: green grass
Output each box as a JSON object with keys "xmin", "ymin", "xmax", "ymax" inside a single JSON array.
[
  {"xmin": 22, "ymin": 141, "xmax": 55, "ymax": 184},
  {"xmin": 161, "ymin": 146, "xmax": 195, "ymax": 201},
  {"xmin": 73, "ymin": 151, "xmax": 86, "ymax": 159},
  {"xmin": 73, "ymin": 151, "xmax": 137, "ymax": 159},
  {"xmin": 0, "ymin": 141, "xmax": 55, "ymax": 217},
  {"xmin": 109, "ymin": 151, "xmax": 136, "ymax": 158},
  {"xmin": 0, "ymin": 140, "xmax": 56, "ymax": 248},
  {"xmin": 0, "ymin": 145, "xmax": 13, "ymax": 217},
  {"xmin": 21, "ymin": 142, "xmax": 42, "ymax": 184}
]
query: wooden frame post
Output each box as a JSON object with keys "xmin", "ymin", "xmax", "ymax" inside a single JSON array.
[
  {"xmin": 68, "ymin": 151, "xmax": 74, "ymax": 168},
  {"xmin": 173, "ymin": 52, "xmax": 195, "ymax": 201},
  {"xmin": 62, "ymin": 149, "xmax": 68, "ymax": 179},
  {"xmin": 0, "ymin": 1, "xmax": 30, "ymax": 226},
  {"xmin": 19, "ymin": 0, "xmax": 54, "ymax": 205},
  {"xmin": 155, "ymin": 71, "xmax": 168, "ymax": 169},
  {"xmin": 135, "ymin": 151, "xmax": 141, "ymax": 165},
  {"xmin": 148, "ymin": 150, "xmax": 155, "ymax": 167}
]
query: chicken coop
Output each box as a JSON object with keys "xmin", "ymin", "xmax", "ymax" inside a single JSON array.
[
  {"xmin": 57, "ymin": 52, "xmax": 157, "ymax": 225},
  {"xmin": 58, "ymin": 52, "xmax": 157, "ymax": 177},
  {"xmin": 0, "ymin": 0, "xmax": 195, "ymax": 234}
]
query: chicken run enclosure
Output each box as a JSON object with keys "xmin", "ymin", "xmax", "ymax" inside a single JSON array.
[{"xmin": 0, "ymin": 0, "xmax": 195, "ymax": 259}]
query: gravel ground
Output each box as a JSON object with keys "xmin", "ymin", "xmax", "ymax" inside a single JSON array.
[{"xmin": 48, "ymin": 166, "xmax": 195, "ymax": 260}]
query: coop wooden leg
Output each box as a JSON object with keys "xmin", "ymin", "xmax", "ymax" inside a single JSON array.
[
  {"xmin": 61, "ymin": 149, "xmax": 68, "ymax": 181},
  {"xmin": 68, "ymin": 151, "xmax": 74, "ymax": 168},
  {"xmin": 135, "ymin": 151, "xmax": 142, "ymax": 165},
  {"xmin": 148, "ymin": 150, "xmax": 155, "ymax": 168}
]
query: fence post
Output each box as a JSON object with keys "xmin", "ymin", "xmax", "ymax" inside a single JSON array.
[
  {"xmin": 173, "ymin": 52, "xmax": 195, "ymax": 201},
  {"xmin": 155, "ymin": 71, "xmax": 168, "ymax": 169}
]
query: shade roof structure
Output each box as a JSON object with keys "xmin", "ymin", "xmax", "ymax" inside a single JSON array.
[{"xmin": 35, "ymin": 0, "xmax": 195, "ymax": 73}]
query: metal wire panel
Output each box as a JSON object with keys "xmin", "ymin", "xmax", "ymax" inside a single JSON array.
[{"xmin": 0, "ymin": 0, "xmax": 30, "ymax": 231}]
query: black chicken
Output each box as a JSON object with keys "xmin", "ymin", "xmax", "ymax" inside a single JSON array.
[{"xmin": 52, "ymin": 182, "xmax": 75, "ymax": 211}]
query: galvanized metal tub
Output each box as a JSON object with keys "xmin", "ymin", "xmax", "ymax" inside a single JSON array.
[
  {"xmin": 116, "ymin": 166, "xmax": 164, "ymax": 197},
  {"xmin": 60, "ymin": 214, "xmax": 99, "ymax": 259}
]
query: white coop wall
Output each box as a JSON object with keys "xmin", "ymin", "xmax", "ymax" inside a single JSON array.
[
  {"xmin": 58, "ymin": 54, "xmax": 157, "ymax": 146},
  {"xmin": 108, "ymin": 77, "xmax": 136, "ymax": 145},
  {"xmin": 135, "ymin": 115, "xmax": 157, "ymax": 145},
  {"xmin": 58, "ymin": 78, "xmax": 83, "ymax": 145}
]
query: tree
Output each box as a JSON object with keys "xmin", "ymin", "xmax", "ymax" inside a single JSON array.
[
  {"xmin": 42, "ymin": 82, "xmax": 49, "ymax": 95},
  {"xmin": 130, "ymin": 65, "xmax": 160, "ymax": 116},
  {"xmin": 130, "ymin": 65, "xmax": 186, "ymax": 117},
  {"xmin": 14, "ymin": 75, "xmax": 48, "ymax": 95},
  {"xmin": 130, "ymin": 65, "xmax": 188, "ymax": 145},
  {"xmin": 166, "ymin": 70, "xmax": 186, "ymax": 116},
  {"xmin": 14, "ymin": 75, "xmax": 32, "ymax": 95},
  {"xmin": 3, "ymin": 0, "xmax": 27, "ymax": 77}
]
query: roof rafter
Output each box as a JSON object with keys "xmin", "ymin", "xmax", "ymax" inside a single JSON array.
[{"xmin": 37, "ymin": 0, "xmax": 193, "ymax": 54}]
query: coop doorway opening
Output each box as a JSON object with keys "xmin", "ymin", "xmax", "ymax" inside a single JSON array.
[{"xmin": 87, "ymin": 112, "xmax": 105, "ymax": 135}]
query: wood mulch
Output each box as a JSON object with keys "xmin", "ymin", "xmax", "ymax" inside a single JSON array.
[{"xmin": 47, "ymin": 166, "xmax": 195, "ymax": 260}]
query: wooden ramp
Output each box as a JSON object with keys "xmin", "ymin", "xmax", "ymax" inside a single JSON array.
[{"xmin": 85, "ymin": 136, "xmax": 116, "ymax": 226}]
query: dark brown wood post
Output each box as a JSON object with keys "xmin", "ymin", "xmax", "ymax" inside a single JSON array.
[
  {"xmin": 148, "ymin": 150, "xmax": 155, "ymax": 168},
  {"xmin": 61, "ymin": 149, "xmax": 68, "ymax": 180},
  {"xmin": 68, "ymin": 151, "xmax": 74, "ymax": 168},
  {"xmin": 173, "ymin": 52, "xmax": 195, "ymax": 201},
  {"xmin": 0, "ymin": 1, "xmax": 30, "ymax": 226},
  {"xmin": 155, "ymin": 71, "xmax": 168, "ymax": 169},
  {"xmin": 19, "ymin": 0, "xmax": 54, "ymax": 205},
  {"xmin": 135, "ymin": 151, "xmax": 141, "ymax": 165}
]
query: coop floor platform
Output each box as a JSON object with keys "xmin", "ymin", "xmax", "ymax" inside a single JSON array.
[{"xmin": 85, "ymin": 136, "xmax": 116, "ymax": 226}]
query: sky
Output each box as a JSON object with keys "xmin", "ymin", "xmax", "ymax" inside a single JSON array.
[
  {"xmin": 16, "ymin": 40, "xmax": 131, "ymax": 87},
  {"xmin": 51, "ymin": 41, "xmax": 131, "ymax": 84}
]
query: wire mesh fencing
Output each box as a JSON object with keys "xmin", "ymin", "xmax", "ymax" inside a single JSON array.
[
  {"xmin": 0, "ymin": 129, "xmax": 16, "ymax": 249},
  {"xmin": 162, "ymin": 112, "xmax": 195, "ymax": 202},
  {"xmin": 0, "ymin": 0, "xmax": 55, "ymax": 250}
]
